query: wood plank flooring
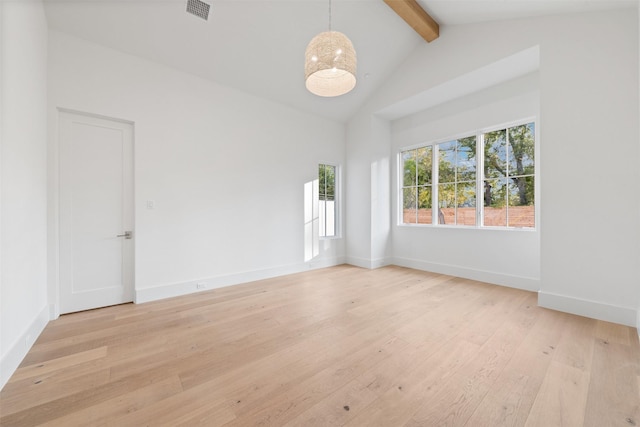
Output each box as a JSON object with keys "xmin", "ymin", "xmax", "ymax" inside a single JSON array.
[{"xmin": 1, "ymin": 265, "xmax": 639, "ymax": 426}]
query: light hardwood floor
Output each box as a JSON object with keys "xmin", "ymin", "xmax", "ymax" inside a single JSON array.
[{"xmin": 1, "ymin": 265, "xmax": 639, "ymax": 426}]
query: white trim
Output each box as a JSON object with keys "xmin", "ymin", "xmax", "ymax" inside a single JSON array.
[
  {"xmin": 49, "ymin": 303, "xmax": 59, "ymax": 320},
  {"xmin": 397, "ymin": 117, "xmax": 537, "ymax": 153},
  {"xmin": 1, "ymin": 305, "xmax": 50, "ymax": 391},
  {"xmin": 395, "ymin": 223, "xmax": 537, "ymax": 232},
  {"xmin": 57, "ymin": 107, "xmax": 134, "ymax": 125},
  {"xmin": 136, "ymin": 256, "xmax": 345, "ymax": 304},
  {"xmin": 345, "ymin": 256, "xmax": 373, "ymax": 269},
  {"xmin": 344, "ymin": 256, "xmax": 391, "ymax": 270},
  {"xmin": 370, "ymin": 257, "xmax": 391, "ymax": 269},
  {"xmin": 391, "ymin": 256, "xmax": 539, "ymax": 292},
  {"xmin": 538, "ymin": 291, "xmax": 636, "ymax": 328}
]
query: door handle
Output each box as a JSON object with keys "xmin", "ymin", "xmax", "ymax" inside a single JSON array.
[{"xmin": 117, "ymin": 231, "xmax": 133, "ymax": 239}]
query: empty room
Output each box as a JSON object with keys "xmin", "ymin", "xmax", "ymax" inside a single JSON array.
[{"xmin": 1, "ymin": 0, "xmax": 639, "ymax": 425}]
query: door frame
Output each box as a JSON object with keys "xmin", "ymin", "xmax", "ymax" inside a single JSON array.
[{"xmin": 50, "ymin": 108, "xmax": 136, "ymax": 317}]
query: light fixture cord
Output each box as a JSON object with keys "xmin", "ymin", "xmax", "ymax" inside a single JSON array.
[{"xmin": 328, "ymin": 0, "xmax": 332, "ymax": 32}]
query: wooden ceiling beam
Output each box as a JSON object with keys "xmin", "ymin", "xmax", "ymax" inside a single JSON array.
[{"xmin": 384, "ymin": 0, "xmax": 439, "ymax": 43}]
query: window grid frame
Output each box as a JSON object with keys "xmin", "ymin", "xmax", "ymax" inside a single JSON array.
[
  {"xmin": 319, "ymin": 163, "xmax": 340, "ymax": 239},
  {"xmin": 434, "ymin": 139, "xmax": 478, "ymax": 226},
  {"xmin": 398, "ymin": 118, "xmax": 536, "ymax": 230},
  {"xmin": 400, "ymin": 147, "xmax": 433, "ymax": 225}
]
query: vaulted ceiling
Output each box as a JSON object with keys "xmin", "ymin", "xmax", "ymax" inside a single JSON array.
[{"xmin": 43, "ymin": 0, "xmax": 636, "ymax": 122}]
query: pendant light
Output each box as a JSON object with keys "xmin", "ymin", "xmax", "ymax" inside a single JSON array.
[{"xmin": 304, "ymin": 0, "xmax": 357, "ymax": 97}]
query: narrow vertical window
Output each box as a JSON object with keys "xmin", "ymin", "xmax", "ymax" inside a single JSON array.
[
  {"xmin": 483, "ymin": 123, "xmax": 535, "ymax": 228},
  {"xmin": 401, "ymin": 146, "xmax": 433, "ymax": 224},
  {"xmin": 506, "ymin": 123, "xmax": 535, "ymax": 227},
  {"xmin": 319, "ymin": 164, "xmax": 336, "ymax": 237},
  {"xmin": 436, "ymin": 137, "xmax": 476, "ymax": 225},
  {"xmin": 483, "ymin": 129, "xmax": 508, "ymax": 227}
]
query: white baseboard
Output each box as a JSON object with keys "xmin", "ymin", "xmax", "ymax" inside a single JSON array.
[
  {"xmin": 371, "ymin": 257, "xmax": 391, "ymax": 269},
  {"xmin": 49, "ymin": 303, "xmax": 59, "ymax": 320},
  {"xmin": 135, "ymin": 256, "xmax": 346, "ymax": 304},
  {"xmin": 345, "ymin": 256, "xmax": 391, "ymax": 270},
  {"xmin": 538, "ymin": 291, "xmax": 636, "ymax": 327},
  {"xmin": 391, "ymin": 256, "xmax": 540, "ymax": 292},
  {"xmin": 344, "ymin": 256, "xmax": 371, "ymax": 269},
  {"xmin": 1, "ymin": 305, "xmax": 50, "ymax": 391}
]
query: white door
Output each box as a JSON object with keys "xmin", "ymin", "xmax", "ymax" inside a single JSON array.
[{"xmin": 59, "ymin": 111, "xmax": 134, "ymax": 314}]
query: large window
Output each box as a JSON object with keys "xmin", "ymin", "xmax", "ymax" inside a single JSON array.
[
  {"xmin": 400, "ymin": 121, "xmax": 535, "ymax": 229},
  {"xmin": 319, "ymin": 164, "xmax": 337, "ymax": 237}
]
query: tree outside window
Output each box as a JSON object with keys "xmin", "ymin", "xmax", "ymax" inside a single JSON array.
[
  {"xmin": 319, "ymin": 164, "xmax": 337, "ymax": 237},
  {"xmin": 399, "ymin": 121, "xmax": 535, "ymax": 229}
]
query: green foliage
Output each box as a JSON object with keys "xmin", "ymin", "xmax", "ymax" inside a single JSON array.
[
  {"xmin": 402, "ymin": 155, "xmax": 416, "ymax": 187},
  {"xmin": 457, "ymin": 136, "xmax": 476, "ymax": 181},
  {"xmin": 438, "ymin": 141, "xmax": 456, "ymax": 184},
  {"xmin": 402, "ymin": 147, "xmax": 432, "ymax": 187},
  {"xmin": 437, "ymin": 138, "xmax": 476, "ymax": 210},
  {"xmin": 403, "ymin": 188, "xmax": 416, "ymax": 209},
  {"xmin": 480, "ymin": 124, "xmax": 535, "ymax": 207},
  {"xmin": 319, "ymin": 164, "xmax": 335, "ymax": 201},
  {"xmin": 400, "ymin": 123, "xmax": 534, "ymax": 225},
  {"xmin": 508, "ymin": 124, "xmax": 535, "ymax": 176},
  {"xmin": 402, "ymin": 148, "xmax": 433, "ymax": 217},
  {"xmin": 507, "ymin": 124, "xmax": 535, "ymax": 206},
  {"xmin": 416, "ymin": 147, "xmax": 432, "ymax": 185},
  {"xmin": 418, "ymin": 186, "xmax": 432, "ymax": 209}
]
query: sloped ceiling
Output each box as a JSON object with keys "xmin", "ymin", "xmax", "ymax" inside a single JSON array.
[{"xmin": 43, "ymin": 0, "xmax": 636, "ymax": 122}]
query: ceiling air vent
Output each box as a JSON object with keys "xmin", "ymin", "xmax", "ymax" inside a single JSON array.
[{"xmin": 186, "ymin": 0, "xmax": 210, "ymax": 21}]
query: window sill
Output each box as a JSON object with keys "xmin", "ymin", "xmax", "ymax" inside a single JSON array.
[
  {"xmin": 396, "ymin": 223, "xmax": 537, "ymax": 232},
  {"xmin": 320, "ymin": 235, "xmax": 342, "ymax": 240}
]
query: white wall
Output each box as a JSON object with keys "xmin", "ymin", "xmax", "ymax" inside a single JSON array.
[
  {"xmin": 538, "ymin": 10, "xmax": 638, "ymax": 326},
  {"xmin": 346, "ymin": 8, "xmax": 640, "ymax": 326},
  {"xmin": 0, "ymin": 0, "xmax": 50, "ymax": 389},
  {"xmin": 345, "ymin": 113, "xmax": 391, "ymax": 269},
  {"xmin": 48, "ymin": 31, "xmax": 346, "ymax": 306},
  {"xmin": 344, "ymin": 113, "xmax": 371, "ymax": 267}
]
